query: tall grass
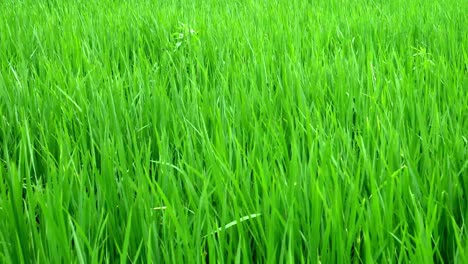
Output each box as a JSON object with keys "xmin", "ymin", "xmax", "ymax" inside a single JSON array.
[{"xmin": 0, "ymin": 0, "xmax": 467, "ymax": 262}]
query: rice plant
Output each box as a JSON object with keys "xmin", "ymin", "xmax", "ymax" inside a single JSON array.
[{"xmin": 0, "ymin": 0, "xmax": 466, "ymax": 263}]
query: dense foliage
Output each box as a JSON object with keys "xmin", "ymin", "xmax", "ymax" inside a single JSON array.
[{"xmin": 0, "ymin": 0, "xmax": 467, "ymax": 262}]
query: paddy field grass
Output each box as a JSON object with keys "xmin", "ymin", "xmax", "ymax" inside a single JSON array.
[{"xmin": 0, "ymin": 0, "xmax": 467, "ymax": 262}]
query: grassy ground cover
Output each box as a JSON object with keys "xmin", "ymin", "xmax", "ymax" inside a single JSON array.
[{"xmin": 0, "ymin": 0, "xmax": 467, "ymax": 262}]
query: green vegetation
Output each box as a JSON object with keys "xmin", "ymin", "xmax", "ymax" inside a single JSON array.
[{"xmin": 0, "ymin": 0, "xmax": 467, "ymax": 262}]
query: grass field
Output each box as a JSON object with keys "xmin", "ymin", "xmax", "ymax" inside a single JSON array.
[{"xmin": 0, "ymin": 0, "xmax": 467, "ymax": 262}]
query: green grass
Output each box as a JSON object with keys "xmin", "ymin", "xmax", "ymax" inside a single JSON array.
[{"xmin": 0, "ymin": 0, "xmax": 467, "ymax": 262}]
